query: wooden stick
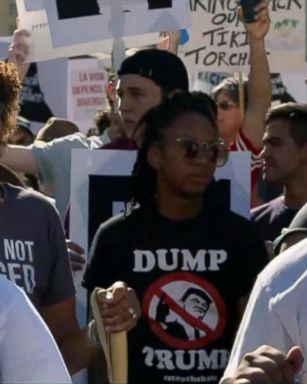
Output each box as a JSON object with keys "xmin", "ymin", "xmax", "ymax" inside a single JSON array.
[{"xmin": 91, "ymin": 288, "xmax": 128, "ymax": 384}]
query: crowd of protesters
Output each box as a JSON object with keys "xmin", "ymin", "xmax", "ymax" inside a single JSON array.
[{"xmin": 1, "ymin": 1, "xmax": 307, "ymax": 384}]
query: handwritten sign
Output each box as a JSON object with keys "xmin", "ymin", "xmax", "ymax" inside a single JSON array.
[
  {"xmin": 180, "ymin": 0, "xmax": 305, "ymax": 73},
  {"xmin": 67, "ymin": 58, "xmax": 108, "ymax": 131}
]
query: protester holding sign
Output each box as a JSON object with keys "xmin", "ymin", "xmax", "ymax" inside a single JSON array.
[
  {"xmin": 84, "ymin": 92, "xmax": 268, "ymax": 384},
  {"xmin": 211, "ymin": 0, "xmax": 271, "ymax": 197}
]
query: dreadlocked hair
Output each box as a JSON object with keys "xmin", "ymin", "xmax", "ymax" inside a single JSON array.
[
  {"xmin": 130, "ymin": 91, "xmax": 217, "ymax": 207},
  {"xmin": 0, "ymin": 61, "xmax": 21, "ymax": 147}
]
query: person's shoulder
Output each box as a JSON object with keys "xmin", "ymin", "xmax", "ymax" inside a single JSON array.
[
  {"xmin": 258, "ymin": 237, "xmax": 307, "ymax": 293},
  {"xmin": 4, "ymin": 184, "xmax": 59, "ymax": 216},
  {"xmin": 251, "ymin": 196, "xmax": 284, "ymax": 219},
  {"xmin": 33, "ymin": 132, "xmax": 102, "ymax": 150},
  {"xmin": 218, "ymin": 207, "xmax": 252, "ymax": 227},
  {"xmin": 217, "ymin": 208, "xmax": 265, "ymax": 242},
  {"xmin": 93, "ymin": 205, "xmax": 143, "ymax": 241}
]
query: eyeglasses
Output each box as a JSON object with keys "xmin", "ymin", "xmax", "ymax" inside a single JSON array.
[
  {"xmin": 216, "ymin": 100, "xmax": 237, "ymax": 111},
  {"xmin": 176, "ymin": 137, "xmax": 228, "ymax": 167}
]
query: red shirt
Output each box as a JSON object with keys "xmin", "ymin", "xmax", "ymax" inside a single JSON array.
[{"xmin": 229, "ymin": 130, "xmax": 262, "ymax": 194}]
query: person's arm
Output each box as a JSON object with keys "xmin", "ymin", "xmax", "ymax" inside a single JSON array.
[
  {"xmin": 41, "ymin": 284, "xmax": 140, "ymax": 375},
  {"xmin": 241, "ymin": 0, "xmax": 271, "ymax": 150},
  {"xmin": 2, "ymin": 281, "xmax": 72, "ymax": 383},
  {"xmin": 1, "ymin": 144, "xmax": 37, "ymax": 174},
  {"xmin": 224, "ymin": 345, "xmax": 303, "ymax": 384},
  {"xmin": 222, "ymin": 276, "xmax": 290, "ymax": 382},
  {"xmin": 40, "ymin": 296, "xmax": 101, "ymax": 375},
  {"xmin": 8, "ymin": 27, "xmax": 31, "ymax": 82},
  {"xmin": 157, "ymin": 30, "xmax": 180, "ymax": 54}
]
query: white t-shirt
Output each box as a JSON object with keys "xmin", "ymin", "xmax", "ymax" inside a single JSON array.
[
  {"xmin": 221, "ymin": 238, "xmax": 307, "ymax": 383},
  {"xmin": 31, "ymin": 131, "xmax": 109, "ymax": 219},
  {"xmin": 0, "ymin": 276, "xmax": 72, "ymax": 383}
]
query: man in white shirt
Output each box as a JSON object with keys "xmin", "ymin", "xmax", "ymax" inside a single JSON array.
[
  {"xmin": 221, "ymin": 238, "xmax": 307, "ymax": 383},
  {"xmin": 0, "ymin": 276, "xmax": 71, "ymax": 384}
]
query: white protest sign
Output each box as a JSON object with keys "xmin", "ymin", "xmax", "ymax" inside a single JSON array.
[
  {"xmin": 67, "ymin": 58, "xmax": 108, "ymax": 133},
  {"xmin": 16, "ymin": 0, "xmax": 160, "ymax": 62},
  {"xmin": 180, "ymin": 0, "xmax": 305, "ymax": 73},
  {"xmin": 45, "ymin": 0, "xmax": 191, "ymax": 48}
]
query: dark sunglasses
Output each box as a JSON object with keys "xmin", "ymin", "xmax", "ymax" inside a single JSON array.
[
  {"xmin": 216, "ymin": 100, "xmax": 237, "ymax": 111},
  {"xmin": 176, "ymin": 137, "xmax": 228, "ymax": 167}
]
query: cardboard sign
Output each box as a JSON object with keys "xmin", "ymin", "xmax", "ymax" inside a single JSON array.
[
  {"xmin": 16, "ymin": 0, "xmax": 160, "ymax": 62},
  {"xmin": 45, "ymin": 0, "xmax": 191, "ymax": 48},
  {"xmin": 180, "ymin": 0, "xmax": 306, "ymax": 72}
]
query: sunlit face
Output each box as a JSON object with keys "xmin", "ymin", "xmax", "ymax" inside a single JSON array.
[
  {"xmin": 261, "ymin": 118, "xmax": 307, "ymax": 185},
  {"xmin": 216, "ymin": 90, "xmax": 243, "ymax": 145},
  {"xmin": 150, "ymin": 112, "xmax": 219, "ymax": 199},
  {"xmin": 183, "ymin": 293, "xmax": 210, "ymax": 319},
  {"xmin": 117, "ymin": 74, "xmax": 162, "ymax": 139}
]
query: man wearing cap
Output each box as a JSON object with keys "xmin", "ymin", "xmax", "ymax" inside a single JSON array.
[
  {"xmin": 220, "ymin": 234, "xmax": 307, "ymax": 384},
  {"xmin": 251, "ymin": 103, "xmax": 307, "ymax": 244},
  {"xmin": 2, "ymin": 37, "xmax": 189, "ymax": 219},
  {"xmin": 101, "ymin": 48, "xmax": 189, "ymax": 150}
]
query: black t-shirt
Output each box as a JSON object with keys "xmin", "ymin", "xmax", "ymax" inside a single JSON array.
[
  {"xmin": 251, "ymin": 196, "xmax": 298, "ymax": 241},
  {"xmin": 84, "ymin": 203, "xmax": 268, "ymax": 384}
]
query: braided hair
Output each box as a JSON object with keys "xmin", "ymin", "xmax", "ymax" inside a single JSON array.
[{"xmin": 131, "ymin": 91, "xmax": 218, "ymax": 207}]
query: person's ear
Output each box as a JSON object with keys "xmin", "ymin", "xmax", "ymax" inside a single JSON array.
[{"xmin": 147, "ymin": 144, "xmax": 162, "ymax": 170}]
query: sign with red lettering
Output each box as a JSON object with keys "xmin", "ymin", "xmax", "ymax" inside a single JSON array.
[{"xmin": 67, "ymin": 58, "xmax": 108, "ymax": 132}]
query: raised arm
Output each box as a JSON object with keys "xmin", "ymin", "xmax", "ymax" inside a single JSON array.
[
  {"xmin": 241, "ymin": 0, "xmax": 271, "ymax": 150},
  {"xmin": 8, "ymin": 27, "xmax": 31, "ymax": 83}
]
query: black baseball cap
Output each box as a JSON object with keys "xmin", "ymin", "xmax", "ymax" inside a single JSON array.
[{"xmin": 118, "ymin": 49, "xmax": 189, "ymax": 93}]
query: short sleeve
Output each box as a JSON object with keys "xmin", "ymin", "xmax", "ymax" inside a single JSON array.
[
  {"xmin": 41, "ymin": 203, "xmax": 75, "ymax": 306},
  {"xmin": 83, "ymin": 219, "xmax": 125, "ymax": 293},
  {"xmin": 231, "ymin": 218, "xmax": 268, "ymax": 298}
]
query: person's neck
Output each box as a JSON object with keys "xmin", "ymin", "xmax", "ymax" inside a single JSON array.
[
  {"xmin": 283, "ymin": 181, "xmax": 307, "ymax": 209},
  {"xmin": 155, "ymin": 192, "xmax": 203, "ymax": 221}
]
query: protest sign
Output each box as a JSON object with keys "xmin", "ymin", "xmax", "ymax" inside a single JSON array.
[
  {"xmin": 67, "ymin": 58, "xmax": 108, "ymax": 133},
  {"xmin": 45, "ymin": 0, "xmax": 191, "ymax": 48},
  {"xmin": 16, "ymin": 0, "xmax": 160, "ymax": 62},
  {"xmin": 70, "ymin": 150, "xmax": 251, "ymax": 262},
  {"xmin": 180, "ymin": 0, "xmax": 306, "ymax": 73},
  {"xmin": 19, "ymin": 59, "xmax": 67, "ymax": 133}
]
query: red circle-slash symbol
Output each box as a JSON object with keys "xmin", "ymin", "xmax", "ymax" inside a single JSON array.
[{"xmin": 143, "ymin": 272, "xmax": 226, "ymax": 349}]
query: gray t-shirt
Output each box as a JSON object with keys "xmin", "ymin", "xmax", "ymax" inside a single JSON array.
[
  {"xmin": 31, "ymin": 131, "xmax": 109, "ymax": 219},
  {"xmin": 0, "ymin": 183, "xmax": 75, "ymax": 309}
]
